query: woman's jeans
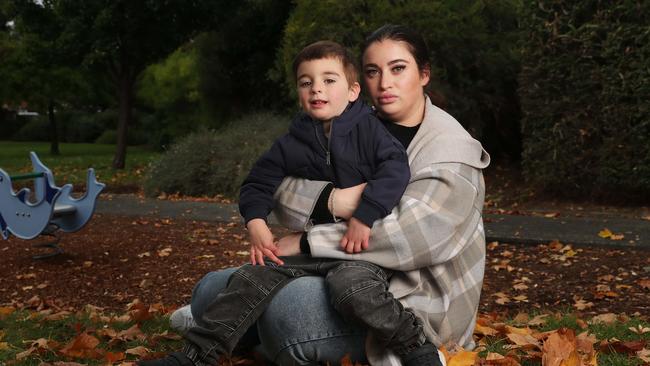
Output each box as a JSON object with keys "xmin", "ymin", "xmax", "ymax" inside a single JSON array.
[{"xmin": 186, "ymin": 257, "xmax": 425, "ymax": 365}]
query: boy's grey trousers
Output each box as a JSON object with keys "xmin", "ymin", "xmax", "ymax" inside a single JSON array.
[{"xmin": 182, "ymin": 256, "xmax": 427, "ymax": 365}]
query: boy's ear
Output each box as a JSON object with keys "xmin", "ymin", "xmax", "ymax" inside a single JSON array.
[{"xmin": 348, "ymin": 82, "xmax": 361, "ymax": 102}]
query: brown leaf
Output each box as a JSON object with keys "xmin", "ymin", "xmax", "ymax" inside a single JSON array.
[
  {"xmin": 600, "ymin": 340, "xmax": 647, "ymax": 354},
  {"xmin": 125, "ymin": 346, "xmax": 150, "ymax": 357},
  {"xmin": 541, "ymin": 329, "xmax": 579, "ymax": 366},
  {"xmin": 59, "ymin": 332, "xmax": 103, "ymax": 359},
  {"xmin": 637, "ymin": 278, "xmax": 650, "ymax": 290},
  {"xmin": 105, "ymin": 351, "xmax": 126, "ymax": 363}
]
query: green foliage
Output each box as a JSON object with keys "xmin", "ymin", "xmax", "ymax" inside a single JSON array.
[
  {"xmin": 11, "ymin": 116, "xmax": 49, "ymax": 141},
  {"xmin": 518, "ymin": 1, "xmax": 650, "ymax": 198},
  {"xmin": 144, "ymin": 112, "xmax": 289, "ymax": 198},
  {"xmin": 273, "ymin": 0, "xmax": 523, "ymax": 157},
  {"xmin": 138, "ymin": 44, "xmax": 200, "ymax": 110}
]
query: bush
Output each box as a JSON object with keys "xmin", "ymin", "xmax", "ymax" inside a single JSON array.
[
  {"xmin": 12, "ymin": 116, "xmax": 49, "ymax": 141},
  {"xmin": 144, "ymin": 112, "xmax": 290, "ymax": 198},
  {"xmin": 518, "ymin": 1, "xmax": 650, "ymax": 198},
  {"xmin": 272, "ymin": 0, "xmax": 522, "ymax": 158}
]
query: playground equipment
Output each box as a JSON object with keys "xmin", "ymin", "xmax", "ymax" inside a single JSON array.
[{"xmin": 0, "ymin": 152, "xmax": 105, "ymax": 258}]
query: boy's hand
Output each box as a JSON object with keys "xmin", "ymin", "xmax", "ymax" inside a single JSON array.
[
  {"xmin": 246, "ymin": 219, "xmax": 284, "ymax": 266},
  {"xmin": 340, "ymin": 217, "xmax": 370, "ymax": 254}
]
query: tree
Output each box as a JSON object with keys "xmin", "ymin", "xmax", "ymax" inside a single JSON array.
[
  {"xmin": 53, "ymin": 0, "xmax": 216, "ymax": 168},
  {"xmin": 7, "ymin": 0, "xmax": 88, "ymax": 155}
]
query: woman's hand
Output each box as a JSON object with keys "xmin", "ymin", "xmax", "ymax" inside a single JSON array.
[
  {"xmin": 276, "ymin": 232, "xmax": 302, "ymax": 256},
  {"xmin": 331, "ymin": 183, "xmax": 366, "ymax": 219}
]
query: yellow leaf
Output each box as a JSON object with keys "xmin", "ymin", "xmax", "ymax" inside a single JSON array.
[
  {"xmin": 475, "ymin": 323, "xmax": 499, "ymax": 336},
  {"xmin": 0, "ymin": 342, "xmax": 9, "ymax": 351},
  {"xmin": 610, "ymin": 234, "xmax": 624, "ymax": 240},
  {"xmin": 598, "ymin": 229, "xmax": 612, "ymax": 238},
  {"xmin": 448, "ymin": 350, "xmax": 478, "ymax": 366}
]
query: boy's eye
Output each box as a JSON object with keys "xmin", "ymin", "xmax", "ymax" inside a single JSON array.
[
  {"xmin": 299, "ymin": 81, "xmax": 311, "ymax": 88},
  {"xmin": 324, "ymin": 78, "xmax": 336, "ymax": 84}
]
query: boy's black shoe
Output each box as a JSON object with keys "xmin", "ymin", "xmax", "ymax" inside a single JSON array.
[
  {"xmin": 402, "ymin": 341, "xmax": 442, "ymax": 366},
  {"xmin": 137, "ymin": 352, "xmax": 195, "ymax": 366}
]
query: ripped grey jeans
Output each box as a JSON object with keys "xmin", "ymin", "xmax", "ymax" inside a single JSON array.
[{"xmin": 182, "ymin": 256, "xmax": 426, "ymax": 366}]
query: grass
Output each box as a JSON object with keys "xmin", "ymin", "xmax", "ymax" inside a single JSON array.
[
  {"xmin": 0, "ymin": 141, "xmax": 159, "ymax": 190},
  {"xmin": 0, "ymin": 308, "xmax": 182, "ymax": 365},
  {"xmin": 1, "ymin": 308, "xmax": 649, "ymax": 365}
]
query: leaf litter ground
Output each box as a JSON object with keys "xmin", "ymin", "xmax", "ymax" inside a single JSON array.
[{"xmin": 1, "ymin": 213, "xmax": 649, "ymax": 316}]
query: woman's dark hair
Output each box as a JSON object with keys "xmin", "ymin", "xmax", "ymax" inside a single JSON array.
[{"xmin": 361, "ymin": 24, "xmax": 431, "ymax": 72}]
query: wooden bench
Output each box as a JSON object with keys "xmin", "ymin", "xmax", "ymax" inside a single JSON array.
[{"xmin": 0, "ymin": 152, "xmax": 105, "ymax": 259}]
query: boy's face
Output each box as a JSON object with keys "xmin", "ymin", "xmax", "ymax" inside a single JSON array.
[{"xmin": 296, "ymin": 57, "xmax": 360, "ymax": 123}]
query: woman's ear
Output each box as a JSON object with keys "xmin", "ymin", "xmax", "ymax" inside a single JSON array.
[
  {"xmin": 348, "ymin": 82, "xmax": 361, "ymax": 102},
  {"xmin": 420, "ymin": 65, "xmax": 431, "ymax": 87}
]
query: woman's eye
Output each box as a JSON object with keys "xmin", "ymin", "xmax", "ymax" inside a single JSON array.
[
  {"xmin": 365, "ymin": 69, "xmax": 379, "ymax": 78},
  {"xmin": 392, "ymin": 65, "xmax": 405, "ymax": 73}
]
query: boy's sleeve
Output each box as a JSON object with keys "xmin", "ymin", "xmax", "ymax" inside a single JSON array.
[
  {"xmin": 239, "ymin": 136, "xmax": 291, "ymax": 224},
  {"xmin": 352, "ymin": 122, "xmax": 411, "ymax": 227}
]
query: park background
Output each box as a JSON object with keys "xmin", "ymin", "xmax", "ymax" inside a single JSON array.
[{"xmin": 1, "ymin": 1, "xmax": 649, "ymax": 365}]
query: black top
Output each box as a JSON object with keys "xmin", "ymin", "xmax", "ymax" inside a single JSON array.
[{"xmin": 380, "ymin": 118, "xmax": 421, "ymax": 150}]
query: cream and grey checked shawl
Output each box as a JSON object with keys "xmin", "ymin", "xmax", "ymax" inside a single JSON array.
[{"xmin": 273, "ymin": 97, "xmax": 490, "ymax": 365}]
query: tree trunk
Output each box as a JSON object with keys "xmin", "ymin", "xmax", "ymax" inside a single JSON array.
[
  {"xmin": 48, "ymin": 99, "xmax": 60, "ymax": 156},
  {"xmin": 112, "ymin": 74, "xmax": 133, "ymax": 170}
]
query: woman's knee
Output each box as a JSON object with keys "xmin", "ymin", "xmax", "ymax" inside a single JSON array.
[
  {"xmin": 257, "ymin": 276, "xmax": 367, "ymax": 365},
  {"xmin": 190, "ymin": 267, "xmax": 237, "ymax": 322}
]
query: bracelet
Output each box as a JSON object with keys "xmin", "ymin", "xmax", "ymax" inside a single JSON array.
[{"xmin": 328, "ymin": 188, "xmax": 341, "ymax": 223}]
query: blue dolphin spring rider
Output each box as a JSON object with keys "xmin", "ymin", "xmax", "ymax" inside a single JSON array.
[{"xmin": 0, "ymin": 152, "xmax": 105, "ymax": 258}]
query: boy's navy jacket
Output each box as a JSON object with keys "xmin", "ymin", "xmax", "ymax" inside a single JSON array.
[{"xmin": 239, "ymin": 99, "xmax": 410, "ymax": 228}]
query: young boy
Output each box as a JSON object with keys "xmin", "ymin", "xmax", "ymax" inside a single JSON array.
[{"xmin": 141, "ymin": 41, "xmax": 437, "ymax": 366}]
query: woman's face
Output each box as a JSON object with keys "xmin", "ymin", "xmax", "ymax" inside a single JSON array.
[{"xmin": 362, "ymin": 40, "xmax": 430, "ymax": 126}]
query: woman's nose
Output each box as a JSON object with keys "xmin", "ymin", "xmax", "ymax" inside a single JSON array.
[{"xmin": 379, "ymin": 73, "xmax": 392, "ymax": 90}]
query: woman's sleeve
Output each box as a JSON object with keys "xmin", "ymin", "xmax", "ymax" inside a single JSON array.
[
  {"xmin": 271, "ymin": 177, "xmax": 332, "ymax": 231},
  {"xmin": 307, "ymin": 162, "xmax": 485, "ymax": 271}
]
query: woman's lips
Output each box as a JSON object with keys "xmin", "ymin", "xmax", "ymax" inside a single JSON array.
[{"xmin": 378, "ymin": 94, "xmax": 397, "ymax": 104}]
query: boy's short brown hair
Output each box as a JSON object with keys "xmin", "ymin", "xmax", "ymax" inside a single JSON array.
[{"xmin": 292, "ymin": 41, "xmax": 358, "ymax": 86}]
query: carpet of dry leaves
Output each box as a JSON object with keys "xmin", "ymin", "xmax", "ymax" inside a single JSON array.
[{"xmin": 1, "ymin": 212, "xmax": 650, "ymax": 365}]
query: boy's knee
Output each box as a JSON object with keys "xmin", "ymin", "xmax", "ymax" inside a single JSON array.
[{"xmin": 326, "ymin": 262, "xmax": 389, "ymax": 310}]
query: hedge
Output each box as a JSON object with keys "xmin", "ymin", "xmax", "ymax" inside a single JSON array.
[{"xmin": 518, "ymin": 1, "xmax": 650, "ymax": 198}]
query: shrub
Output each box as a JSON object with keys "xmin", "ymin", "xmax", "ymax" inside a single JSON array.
[
  {"xmin": 94, "ymin": 128, "xmax": 149, "ymax": 146},
  {"xmin": 12, "ymin": 116, "xmax": 49, "ymax": 141},
  {"xmin": 518, "ymin": 1, "xmax": 650, "ymax": 198},
  {"xmin": 144, "ymin": 112, "xmax": 290, "ymax": 198}
]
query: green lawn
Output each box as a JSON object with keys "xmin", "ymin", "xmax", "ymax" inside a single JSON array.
[{"xmin": 0, "ymin": 141, "xmax": 159, "ymax": 189}]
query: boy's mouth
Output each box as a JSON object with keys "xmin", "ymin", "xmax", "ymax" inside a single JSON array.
[{"xmin": 310, "ymin": 99, "xmax": 328, "ymax": 107}]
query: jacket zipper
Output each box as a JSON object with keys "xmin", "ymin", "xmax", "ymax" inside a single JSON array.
[{"xmin": 313, "ymin": 119, "xmax": 336, "ymax": 181}]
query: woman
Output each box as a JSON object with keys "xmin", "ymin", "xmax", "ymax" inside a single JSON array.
[{"xmin": 178, "ymin": 24, "xmax": 490, "ymax": 365}]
